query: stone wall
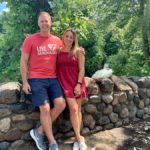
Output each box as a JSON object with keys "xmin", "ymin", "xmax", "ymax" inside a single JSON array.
[{"xmin": 0, "ymin": 76, "xmax": 150, "ymax": 150}]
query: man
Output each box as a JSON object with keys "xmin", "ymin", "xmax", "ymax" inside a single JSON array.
[{"xmin": 20, "ymin": 12, "xmax": 66, "ymax": 150}]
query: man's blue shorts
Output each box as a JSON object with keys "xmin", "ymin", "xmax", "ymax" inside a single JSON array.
[{"xmin": 28, "ymin": 78, "xmax": 64, "ymax": 108}]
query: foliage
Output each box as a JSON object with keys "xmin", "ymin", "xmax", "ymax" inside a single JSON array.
[
  {"xmin": 0, "ymin": 0, "xmax": 150, "ymax": 82},
  {"xmin": 0, "ymin": 0, "xmax": 39, "ymax": 81}
]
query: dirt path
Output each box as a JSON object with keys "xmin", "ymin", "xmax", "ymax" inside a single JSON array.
[
  {"xmin": 59, "ymin": 118, "xmax": 150, "ymax": 150},
  {"xmin": 58, "ymin": 128, "xmax": 128, "ymax": 150},
  {"xmin": 13, "ymin": 118, "xmax": 150, "ymax": 150}
]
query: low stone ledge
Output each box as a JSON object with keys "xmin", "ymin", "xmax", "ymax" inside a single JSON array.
[{"xmin": 0, "ymin": 76, "xmax": 150, "ymax": 150}]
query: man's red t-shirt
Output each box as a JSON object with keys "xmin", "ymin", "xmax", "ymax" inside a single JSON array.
[{"xmin": 22, "ymin": 33, "xmax": 62, "ymax": 79}]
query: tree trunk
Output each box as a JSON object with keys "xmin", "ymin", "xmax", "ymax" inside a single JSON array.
[
  {"xmin": 35, "ymin": 0, "xmax": 53, "ymax": 17},
  {"xmin": 142, "ymin": 25, "xmax": 150, "ymax": 58},
  {"xmin": 140, "ymin": 0, "xmax": 150, "ymax": 58}
]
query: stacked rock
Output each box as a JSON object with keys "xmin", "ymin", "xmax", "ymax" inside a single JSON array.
[{"xmin": 0, "ymin": 76, "xmax": 150, "ymax": 150}]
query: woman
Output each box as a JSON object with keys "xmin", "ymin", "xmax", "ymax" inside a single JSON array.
[{"xmin": 57, "ymin": 28, "xmax": 87, "ymax": 150}]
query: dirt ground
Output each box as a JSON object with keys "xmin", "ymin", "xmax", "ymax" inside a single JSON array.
[
  {"xmin": 59, "ymin": 118, "xmax": 150, "ymax": 150},
  {"xmin": 20, "ymin": 118, "xmax": 150, "ymax": 150}
]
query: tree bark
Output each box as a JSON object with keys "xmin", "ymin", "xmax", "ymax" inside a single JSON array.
[
  {"xmin": 142, "ymin": 24, "xmax": 150, "ymax": 58},
  {"xmin": 140, "ymin": 0, "xmax": 150, "ymax": 58},
  {"xmin": 35, "ymin": 0, "xmax": 53, "ymax": 17}
]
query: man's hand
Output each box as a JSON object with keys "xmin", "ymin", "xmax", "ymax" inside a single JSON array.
[{"xmin": 22, "ymin": 82, "xmax": 31, "ymax": 94}]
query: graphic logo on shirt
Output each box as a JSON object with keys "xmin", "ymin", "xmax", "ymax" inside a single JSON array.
[{"xmin": 37, "ymin": 44, "xmax": 57, "ymax": 55}]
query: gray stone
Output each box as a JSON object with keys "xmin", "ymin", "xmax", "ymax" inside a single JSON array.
[
  {"xmin": 93, "ymin": 112, "xmax": 102, "ymax": 122},
  {"xmin": 102, "ymin": 93, "xmax": 113, "ymax": 104},
  {"xmin": 0, "ymin": 108, "xmax": 11, "ymax": 118},
  {"xmin": 143, "ymin": 114, "xmax": 149, "ymax": 119},
  {"xmin": 0, "ymin": 82, "xmax": 21, "ymax": 104},
  {"xmin": 138, "ymin": 88, "xmax": 147, "ymax": 99},
  {"xmin": 19, "ymin": 91, "xmax": 26, "ymax": 103},
  {"xmin": 89, "ymin": 95, "xmax": 101, "ymax": 103},
  {"xmin": 103, "ymin": 105, "xmax": 113, "ymax": 115},
  {"xmin": 12, "ymin": 114, "xmax": 26, "ymax": 122},
  {"xmin": 112, "ymin": 93, "xmax": 119, "ymax": 105},
  {"xmin": 84, "ymin": 104, "xmax": 97, "ymax": 114},
  {"xmin": 118, "ymin": 92, "xmax": 127, "ymax": 103},
  {"xmin": 146, "ymin": 89, "xmax": 150, "ymax": 97},
  {"xmin": 83, "ymin": 115, "xmax": 95, "ymax": 129},
  {"xmin": 9, "ymin": 140, "xmax": 25, "ymax": 149},
  {"xmin": 129, "ymin": 76, "xmax": 140, "ymax": 81},
  {"xmin": 122, "ymin": 118, "xmax": 130, "ymax": 125},
  {"xmin": 109, "ymin": 112, "xmax": 118, "ymax": 123},
  {"xmin": 120, "ymin": 108, "xmax": 129, "ymax": 118},
  {"xmin": 55, "ymin": 133, "xmax": 64, "ymax": 139},
  {"xmin": 4, "ymin": 128, "xmax": 23, "ymax": 141},
  {"xmin": 0, "ymin": 141, "xmax": 10, "ymax": 150},
  {"xmin": 98, "ymin": 78, "xmax": 114, "ymax": 93},
  {"xmin": 10, "ymin": 103, "xmax": 29, "ymax": 113},
  {"xmin": 0, "ymin": 132, "xmax": 5, "ymax": 141},
  {"xmin": 10, "ymin": 142, "xmax": 36, "ymax": 150},
  {"xmin": 104, "ymin": 123, "xmax": 114, "ymax": 130},
  {"xmin": 127, "ymin": 90, "xmax": 135, "ymax": 101},
  {"xmin": 21, "ymin": 132, "xmax": 32, "ymax": 141},
  {"xmin": 144, "ymin": 107, "xmax": 149, "ymax": 114},
  {"xmin": 132, "ymin": 117, "xmax": 140, "ymax": 122},
  {"xmin": 17, "ymin": 120, "xmax": 34, "ymax": 131},
  {"xmin": 128, "ymin": 102, "xmax": 137, "ymax": 119},
  {"xmin": 115, "ymin": 121, "xmax": 122, "ymax": 127},
  {"xmin": 89, "ymin": 83, "xmax": 100, "ymax": 95},
  {"xmin": 0, "ymin": 118, "xmax": 11, "ymax": 133},
  {"xmin": 85, "ymin": 77, "xmax": 100, "ymax": 95},
  {"xmin": 97, "ymin": 103, "xmax": 106, "ymax": 111},
  {"xmin": 81, "ymin": 97, "xmax": 89, "ymax": 106},
  {"xmin": 81, "ymin": 127, "xmax": 90, "ymax": 135},
  {"xmin": 148, "ymin": 107, "xmax": 150, "ymax": 115},
  {"xmin": 58, "ymin": 121, "xmax": 72, "ymax": 133},
  {"xmin": 121, "ymin": 76, "xmax": 138, "ymax": 93},
  {"xmin": 84, "ymin": 77, "xmax": 94, "ymax": 87},
  {"xmin": 144, "ymin": 98, "xmax": 150, "ymax": 106},
  {"xmin": 26, "ymin": 112, "xmax": 40, "ymax": 120},
  {"xmin": 111, "ymin": 75, "xmax": 132, "ymax": 91},
  {"xmin": 97, "ymin": 116, "xmax": 110, "ymax": 125},
  {"xmin": 64, "ymin": 131, "xmax": 75, "ymax": 138},
  {"xmin": 136, "ymin": 109, "xmax": 144, "ymax": 119},
  {"xmin": 133, "ymin": 77, "xmax": 150, "ymax": 88},
  {"xmin": 138, "ymin": 101, "xmax": 144, "ymax": 109},
  {"xmin": 0, "ymin": 104, "xmax": 10, "ymax": 109},
  {"xmin": 133, "ymin": 95, "xmax": 140, "ymax": 106},
  {"xmin": 93, "ymin": 126, "xmax": 103, "ymax": 132},
  {"xmin": 113, "ymin": 104, "xmax": 122, "ymax": 113}
]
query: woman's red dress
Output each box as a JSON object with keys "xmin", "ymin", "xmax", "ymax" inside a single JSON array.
[{"xmin": 57, "ymin": 51, "xmax": 87, "ymax": 99}]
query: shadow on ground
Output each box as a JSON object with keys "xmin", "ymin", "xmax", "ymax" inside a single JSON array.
[
  {"xmin": 13, "ymin": 118, "xmax": 150, "ymax": 150},
  {"xmin": 59, "ymin": 118, "xmax": 150, "ymax": 150}
]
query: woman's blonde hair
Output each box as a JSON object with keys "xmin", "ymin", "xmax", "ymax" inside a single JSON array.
[{"xmin": 62, "ymin": 28, "xmax": 79, "ymax": 56}]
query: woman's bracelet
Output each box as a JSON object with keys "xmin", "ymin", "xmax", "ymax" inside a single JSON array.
[{"xmin": 77, "ymin": 82, "xmax": 82, "ymax": 85}]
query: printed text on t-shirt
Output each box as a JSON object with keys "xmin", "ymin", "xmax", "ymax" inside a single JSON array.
[{"xmin": 37, "ymin": 44, "xmax": 57, "ymax": 55}]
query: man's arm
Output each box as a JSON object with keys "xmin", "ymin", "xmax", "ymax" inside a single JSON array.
[{"xmin": 20, "ymin": 52, "xmax": 31, "ymax": 94}]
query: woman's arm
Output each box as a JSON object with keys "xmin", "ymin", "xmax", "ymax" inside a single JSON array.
[
  {"xmin": 77, "ymin": 48, "xmax": 85, "ymax": 83},
  {"xmin": 74, "ymin": 48, "xmax": 85, "ymax": 97}
]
